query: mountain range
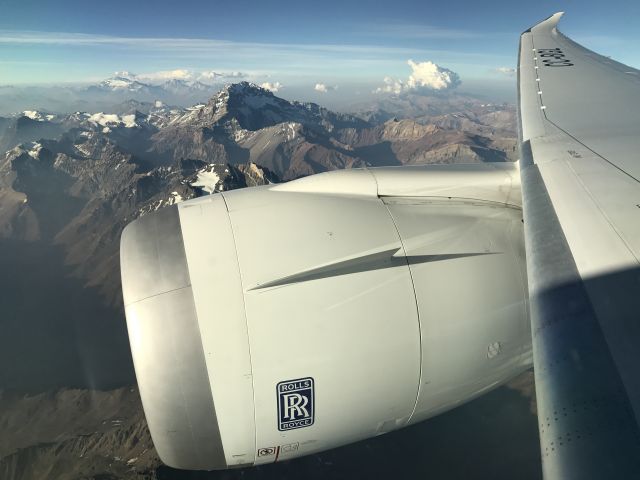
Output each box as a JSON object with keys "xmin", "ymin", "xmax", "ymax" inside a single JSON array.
[
  {"xmin": 1, "ymin": 81, "xmax": 516, "ymax": 300},
  {"xmin": 0, "ymin": 81, "xmax": 524, "ymax": 479},
  {"xmin": 1, "ymin": 82, "xmax": 518, "ymax": 305},
  {"xmin": 0, "ymin": 74, "xmax": 220, "ymax": 115}
]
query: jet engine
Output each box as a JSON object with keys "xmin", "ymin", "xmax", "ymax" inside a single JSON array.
[{"xmin": 120, "ymin": 164, "xmax": 531, "ymax": 470}]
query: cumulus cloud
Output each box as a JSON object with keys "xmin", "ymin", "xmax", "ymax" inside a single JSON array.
[
  {"xmin": 407, "ymin": 60, "xmax": 460, "ymax": 90},
  {"xmin": 496, "ymin": 66, "xmax": 516, "ymax": 76},
  {"xmin": 260, "ymin": 81, "xmax": 283, "ymax": 92},
  {"xmin": 375, "ymin": 76, "xmax": 405, "ymax": 95},
  {"xmin": 375, "ymin": 60, "xmax": 460, "ymax": 95},
  {"xmin": 314, "ymin": 83, "xmax": 337, "ymax": 93}
]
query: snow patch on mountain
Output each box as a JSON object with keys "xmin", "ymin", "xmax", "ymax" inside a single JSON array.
[
  {"xmin": 280, "ymin": 122, "xmax": 298, "ymax": 141},
  {"xmin": 23, "ymin": 111, "xmax": 55, "ymax": 121},
  {"xmin": 169, "ymin": 191, "xmax": 184, "ymax": 204},
  {"xmin": 75, "ymin": 142, "xmax": 93, "ymax": 157},
  {"xmin": 88, "ymin": 113, "xmax": 138, "ymax": 128},
  {"xmin": 27, "ymin": 142, "xmax": 42, "ymax": 158},
  {"xmin": 190, "ymin": 169, "xmax": 221, "ymax": 194}
]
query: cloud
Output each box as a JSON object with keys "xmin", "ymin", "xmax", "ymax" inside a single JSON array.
[
  {"xmin": 406, "ymin": 60, "xmax": 460, "ymax": 90},
  {"xmin": 0, "ymin": 30, "xmax": 515, "ymax": 87},
  {"xmin": 223, "ymin": 71, "xmax": 245, "ymax": 78},
  {"xmin": 113, "ymin": 69, "xmax": 194, "ymax": 83},
  {"xmin": 198, "ymin": 70, "xmax": 246, "ymax": 82},
  {"xmin": 375, "ymin": 76, "xmax": 405, "ymax": 95},
  {"xmin": 135, "ymin": 69, "xmax": 193, "ymax": 82},
  {"xmin": 260, "ymin": 81, "xmax": 283, "ymax": 92},
  {"xmin": 114, "ymin": 71, "xmax": 135, "ymax": 79},
  {"xmin": 198, "ymin": 70, "xmax": 219, "ymax": 81},
  {"xmin": 314, "ymin": 83, "xmax": 337, "ymax": 93},
  {"xmin": 375, "ymin": 60, "xmax": 460, "ymax": 94},
  {"xmin": 111, "ymin": 69, "xmax": 248, "ymax": 85},
  {"xmin": 495, "ymin": 66, "xmax": 516, "ymax": 76},
  {"xmin": 0, "ymin": 29, "xmax": 477, "ymax": 58}
]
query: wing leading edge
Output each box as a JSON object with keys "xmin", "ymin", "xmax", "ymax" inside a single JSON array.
[{"xmin": 518, "ymin": 13, "xmax": 640, "ymax": 479}]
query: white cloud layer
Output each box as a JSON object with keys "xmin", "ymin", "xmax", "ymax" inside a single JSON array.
[
  {"xmin": 314, "ymin": 83, "xmax": 337, "ymax": 93},
  {"xmin": 496, "ymin": 66, "xmax": 516, "ymax": 76},
  {"xmin": 0, "ymin": 30, "xmax": 514, "ymax": 88},
  {"xmin": 113, "ymin": 69, "xmax": 246, "ymax": 85},
  {"xmin": 0, "ymin": 30, "xmax": 432, "ymax": 57},
  {"xmin": 197, "ymin": 70, "xmax": 218, "ymax": 81},
  {"xmin": 198, "ymin": 70, "xmax": 245, "ymax": 81},
  {"xmin": 136, "ymin": 69, "xmax": 193, "ymax": 82},
  {"xmin": 260, "ymin": 81, "xmax": 283, "ymax": 92},
  {"xmin": 375, "ymin": 60, "xmax": 461, "ymax": 94}
]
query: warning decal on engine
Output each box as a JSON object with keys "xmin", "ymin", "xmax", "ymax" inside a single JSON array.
[{"xmin": 277, "ymin": 377, "xmax": 314, "ymax": 431}]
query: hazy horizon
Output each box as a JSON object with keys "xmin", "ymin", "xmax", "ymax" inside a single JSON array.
[{"xmin": 2, "ymin": 1, "xmax": 640, "ymax": 109}]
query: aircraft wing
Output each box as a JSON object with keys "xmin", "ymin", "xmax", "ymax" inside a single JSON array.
[{"xmin": 518, "ymin": 13, "xmax": 640, "ymax": 478}]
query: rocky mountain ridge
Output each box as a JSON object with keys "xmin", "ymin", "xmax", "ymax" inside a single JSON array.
[
  {"xmin": 0, "ymin": 82, "xmax": 533, "ymax": 480},
  {"xmin": 0, "ymin": 81, "xmax": 517, "ymax": 304}
]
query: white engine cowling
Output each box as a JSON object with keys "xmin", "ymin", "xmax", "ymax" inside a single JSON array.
[{"xmin": 120, "ymin": 164, "xmax": 531, "ymax": 470}]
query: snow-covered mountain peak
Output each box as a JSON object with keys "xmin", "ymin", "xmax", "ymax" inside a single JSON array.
[
  {"xmin": 161, "ymin": 79, "xmax": 212, "ymax": 93},
  {"xmin": 224, "ymin": 81, "xmax": 272, "ymax": 96},
  {"xmin": 22, "ymin": 111, "xmax": 56, "ymax": 122},
  {"xmin": 98, "ymin": 76, "xmax": 150, "ymax": 92},
  {"xmin": 164, "ymin": 82, "xmax": 369, "ymax": 135}
]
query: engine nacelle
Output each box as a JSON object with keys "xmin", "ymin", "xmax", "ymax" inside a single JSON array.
[{"xmin": 120, "ymin": 164, "xmax": 531, "ymax": 470}]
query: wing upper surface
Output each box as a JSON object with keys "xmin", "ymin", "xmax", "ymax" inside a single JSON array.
[
  {"xmin": 523, "ymin": 13, "xmax": 640, "ymax": 180},
  {"xmin": 519, "ymin": 13, "xmax": 640, "ymax": 479}
]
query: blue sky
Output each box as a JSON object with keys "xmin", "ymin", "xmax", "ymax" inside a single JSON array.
[{"xmin": 1, "ymin": 0, "xmax": 640, "ymax": 104}]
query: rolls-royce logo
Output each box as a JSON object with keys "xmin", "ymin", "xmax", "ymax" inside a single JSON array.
[{"xmin": 277, "ymin": 377, "xmax": 314, "ymax": 431}]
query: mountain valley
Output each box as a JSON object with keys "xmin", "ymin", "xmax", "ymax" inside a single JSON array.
[{"xmin": 0, "ymin": 82, "xmax": 531, "ymax": 480}]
